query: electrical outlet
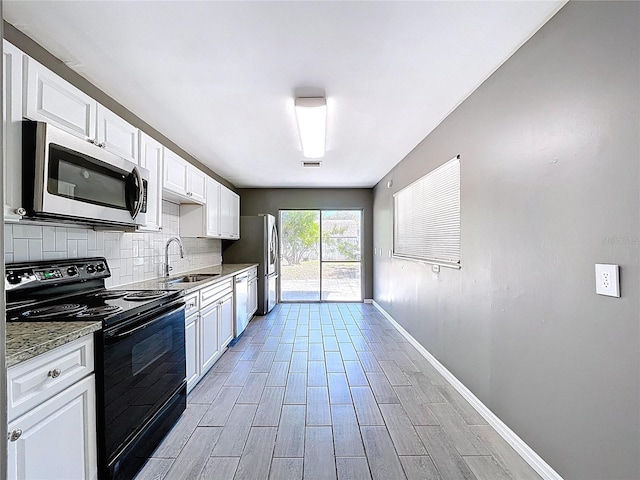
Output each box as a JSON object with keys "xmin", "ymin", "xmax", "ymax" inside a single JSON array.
[{"xmin": 595, "ymin": 264, "xmax": 620, "ymax": 297}]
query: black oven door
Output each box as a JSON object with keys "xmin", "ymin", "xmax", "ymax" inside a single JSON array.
[{"xmin": 99, "ymin": 301, "xmax": 185, "ymax": 460}]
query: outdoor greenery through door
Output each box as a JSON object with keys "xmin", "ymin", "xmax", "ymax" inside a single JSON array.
[{"xmin": 279, "ymin": 210, "xmax": 362, "ymax": 302}]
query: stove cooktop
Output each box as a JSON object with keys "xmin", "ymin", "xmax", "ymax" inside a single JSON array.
[
  {"xmin": 5, "ymin": 257, "xmax": 184, "ymax": 329},
  {"xmin": 6, "ymin": 288, "xmax": 182, "ymax": 327}
]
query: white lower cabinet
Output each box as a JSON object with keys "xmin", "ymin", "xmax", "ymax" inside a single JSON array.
[
  {"xmin": 7, "ymin": 336, "xmax": 97, "ymax": 480},
  {"xmin": 185, "ymin": 279, "xmax": 234, "ymax": 393},
  {"xmin": 8, "ymin": 376, "xmax": 97, "ymax": 480},
  {"xmin": 247, "ymin": 267, "xmax": 258, "ymax": 320},
  {"xmin": 185, "ymin": 312, "xmax": 200, "ymax": 393},
  {"xmin": 200, "ymin": 303, "xmax": 220, "ymax": 374},
  {"xmin": 218, "ymin": 292, "xmax": 234, "ymax": 349}
]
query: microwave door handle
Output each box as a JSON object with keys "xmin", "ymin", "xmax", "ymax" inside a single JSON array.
[{"xmin": 130, "ymin": 166, "xmax": 144, "ymax": 219}]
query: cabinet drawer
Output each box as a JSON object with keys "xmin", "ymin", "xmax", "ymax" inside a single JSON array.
[
  {"xmin": 8, "ymin": 335, "xmax": 94, "ymax": 422},
  {"xmin": 201, "ymin": 279, "xmax": 233, "ymax": 308},
  {"xmin": 184, "ymin": 292, "xmax": 200, "ymax": 319}
]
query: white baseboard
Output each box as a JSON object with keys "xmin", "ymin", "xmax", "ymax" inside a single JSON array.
[
  {"xmin": 364, "ymin": 298, "xmax": 373, "ymax": 304},
  {"xmin": 371, "ymin": 300, "xmax": 563, "ymax": 480}
]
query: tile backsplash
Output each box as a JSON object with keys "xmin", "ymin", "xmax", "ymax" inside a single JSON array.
[{"xmin": 4, "ymin": 201, "xmax": 221, "ymax": 288}]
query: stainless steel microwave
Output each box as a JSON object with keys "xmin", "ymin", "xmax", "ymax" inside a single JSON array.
[{"xmin": 22, "ymin": 121, "xmax": 149, "ymax": 228}]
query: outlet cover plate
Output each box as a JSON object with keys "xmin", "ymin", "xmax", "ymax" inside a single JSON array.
[{"xmin": 595, "ymin": 264, "xmax": 620, "ymax": 297}]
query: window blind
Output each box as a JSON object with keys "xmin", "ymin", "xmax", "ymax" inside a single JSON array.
[{"xmin": 393, "ymin": 156, "xmax": 460, "ymax": 265}]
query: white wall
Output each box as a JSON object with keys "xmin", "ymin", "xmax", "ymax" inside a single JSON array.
[{"xmin": 4, "ymin": 201, "xmax": 221, "ymax": 287}]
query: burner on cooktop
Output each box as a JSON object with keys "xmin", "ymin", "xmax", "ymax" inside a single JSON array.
[
  {"xmin": 124, "ymin": 291, "xmax": 168, "ymax": 301},
  {"xmin": 92, "ymin": 291, "xmax": 128, "ymax": 299},
  {"xmin": 76, "ymin": 305, "xmax": 123, "ymax": 317},
  {"xmin": 23, "ymin": 303, "xmax": 87, "ymax": 319}
]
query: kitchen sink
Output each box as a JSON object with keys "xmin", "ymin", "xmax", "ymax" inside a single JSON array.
[{"xmin": 165, "ymin": 274, "xmax": 220, "ymax": 284}]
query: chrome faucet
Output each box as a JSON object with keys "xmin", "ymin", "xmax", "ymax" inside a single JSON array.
[{"xmin": 164, "ymin": 237, "xmax": 184, "ymax": 277}]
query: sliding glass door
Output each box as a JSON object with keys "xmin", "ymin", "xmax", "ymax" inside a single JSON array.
[{"xmin": 279, "ymin": 209, "xmax": 362, "ymax": 302}]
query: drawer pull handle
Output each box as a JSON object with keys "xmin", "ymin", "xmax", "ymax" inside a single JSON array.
[
  {"xmin": 187, "ymin": 303, "xmax": 197, "ymax": 309},
  {"xmin": 8, "ymin": 429, "xmax": 22, "ymax": 442},
  {"xmin": 48, "ymin": 368, "xmax": 62, "ymax": 379}
]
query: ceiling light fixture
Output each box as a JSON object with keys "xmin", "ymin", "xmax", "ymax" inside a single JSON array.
[{"xmin": 295, "ymin": 96, "xmax": 326, "ymax": 158}]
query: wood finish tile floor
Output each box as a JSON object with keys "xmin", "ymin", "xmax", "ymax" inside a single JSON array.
[{"xmin": 135, "ymin": 303, "xmax": 542, "ymax": 480}]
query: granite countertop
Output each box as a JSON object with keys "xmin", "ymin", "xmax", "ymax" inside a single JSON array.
[
  {"xmin": 120, "ymin": 263, "xmax": 259, "ymax": 294},
  {"xmin": 5, "ymin": 264, "xmax": 256, "ymax": 367},
  {"xmin": 6, "ymin": 321, "xmax": 102, "ymax": 368}
]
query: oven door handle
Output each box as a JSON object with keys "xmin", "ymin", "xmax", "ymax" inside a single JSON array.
[
  {"xmin": 110, "ymin": 315, "xmax": 164, "ymax": 340},
  {"xmin": 106, "ymin": 302, "xmax": 184, "ymax": 340}
]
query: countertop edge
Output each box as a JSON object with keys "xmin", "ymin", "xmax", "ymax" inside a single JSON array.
[
  {"xmin": 118, "ymin": 263, "xmax": 259, "ymax": 294},
  {"xmin": 7, "ymin": 321, "xmax": 103, "ymax": 368}
]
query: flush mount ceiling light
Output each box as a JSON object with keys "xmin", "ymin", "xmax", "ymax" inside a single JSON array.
[{"xmin": 295, "ymin": 96, "xmax": 326, "ymax": 158}]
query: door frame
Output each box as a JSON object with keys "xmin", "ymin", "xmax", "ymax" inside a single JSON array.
[{"xmin": 278, "ymin": 208, "xmax": 363, "ymax": 303}]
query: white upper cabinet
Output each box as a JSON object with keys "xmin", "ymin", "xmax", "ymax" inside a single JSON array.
[
  {"xmin": 163, "ymin": 148, "xmax": 206, "ymax": 204},
  {"xmin": 230, "ymin": 192, "xmax": 240, "ymax": 238},
  {"xmin": 163, "ymin": 148, "xmax": 189, "ymax": 198},
  {"xmin": 220, "ymin": 186, "xmax": 240, "ymax": 239},
  {"xmin": 3, "ymin": 40, "xmax": 25, "ymax": 222},
  {"xmin": 138, "ymin": 132, "xmax": 163, "ymax": 231},
  {"xmin": 179, "ymin": 177, "xmax": 222, "ymax": 238},
  {"xmin": 24, "ymin": 56, "xmax": 97, "ymax": 140},
  {"xmin": 206, "ymin": 177, "xmax": 221, "ymax": 237},
  {"xmin": 96, "ymin": 105, "xmax": 138, "ymax": 163},
  {"xmin": 18, "ymin": 45, "xmax": 236, "ymax": 228},
  {"xmin": 187, "ymin": 166, "xmax": 207, "ymax": 204},
  {"xmin": 24, "ymin": 56, "xmax": 139, "ymax": 163}
]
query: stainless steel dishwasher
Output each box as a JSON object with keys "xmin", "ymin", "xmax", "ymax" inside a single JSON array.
[{"xmin": 234, "ymin": 272, "xmax": 249, "ymax": 337}]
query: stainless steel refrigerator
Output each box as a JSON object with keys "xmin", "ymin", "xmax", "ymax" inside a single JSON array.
[{"xmin": 224, "ymin": 214, "xmax": 278, "ymax": 315}]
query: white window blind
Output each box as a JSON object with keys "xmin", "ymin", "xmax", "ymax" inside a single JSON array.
[{"xmin": 393, "ymin": 156, "xmax": 460, "ymax": 265}]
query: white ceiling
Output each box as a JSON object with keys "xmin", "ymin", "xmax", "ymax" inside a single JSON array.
[{"xmin": 4, "ymin": 1, "xmax": 565, "ymax": 188}]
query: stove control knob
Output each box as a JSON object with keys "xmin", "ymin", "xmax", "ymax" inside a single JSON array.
[
  {"xmin": 96, "ymin": 264, "xmax": 105, "ymax": 273},
  {"xmin": 86, "ymin": 265, "xmax": 96, "ymax": 274},
  {"xmin": 67, "ymin": 267, "xmax": 78, "ymax": 276},
  {"xmin": 7, "ymin": 273, "xmax": 21, "ymax": 285}
]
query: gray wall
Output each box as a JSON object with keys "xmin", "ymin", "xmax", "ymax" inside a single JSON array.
[
  {"xmin": 372, "ymin": 2, "xmax": 639, "ymax": 479},
  {"xmin": 236, "ymin": 188, "xmax": 373, "ymax": 299}
]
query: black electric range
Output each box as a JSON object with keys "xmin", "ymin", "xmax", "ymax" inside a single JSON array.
[{"xmin": 5, "ymin": 257, "xmax": 186, "ymax": 480}]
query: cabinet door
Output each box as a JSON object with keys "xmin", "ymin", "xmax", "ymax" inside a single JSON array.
[
  {"xmin": 199, "ymin": 304, "xmax": 220, "ymax": 376},
  {"xmin": 206, "ymin": 177, "xmax": 221, "ymax": 237},
  {"xmin": 138, "ymin": 132, "xmax": 163, "ymax": 231},
  {"xmin": 3, "ymin": 41, "xmax": 24, "ymax": 222},
  {"xmin": 219, "ymin": 186, "xmax": 240, "ymax": 240},
  {"xmin": 248, "ymin": 278, "xmax": 258, "ymax": 318},
  {"xmin": 219, "ymin": 186, "xmax": 230, "ymax": 237},
  {"xmin": 218, "ymin": 292, "xmax": 234, "ymax": 350},
  {"xmin": 96, "ymin": 105, "xmax": 139, "ymax": 163},
  {"xmin": 24, "ymin": 56, "xmax": 97, "ymax": 140},
  {"xmin": 163, "ymin": 148, "xmax": 189, "ymax": 197},
  {"xmin": 185, "ymin": 313, "xmax": 200, "ymax": 393},
  {"xmin": 187, "ymin": 166, "xmax": 206, "ymax": 204},
  {"xmin": 219, "ymin": 186, "xmax": 234, "ymax": 238},
  {"xmin": 7, "ymin": 375, "xmax": 97, "ymax": 480},
  {"xmin": 230, "ymin": 191, "xmax": 240, "ymax": 239}
]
